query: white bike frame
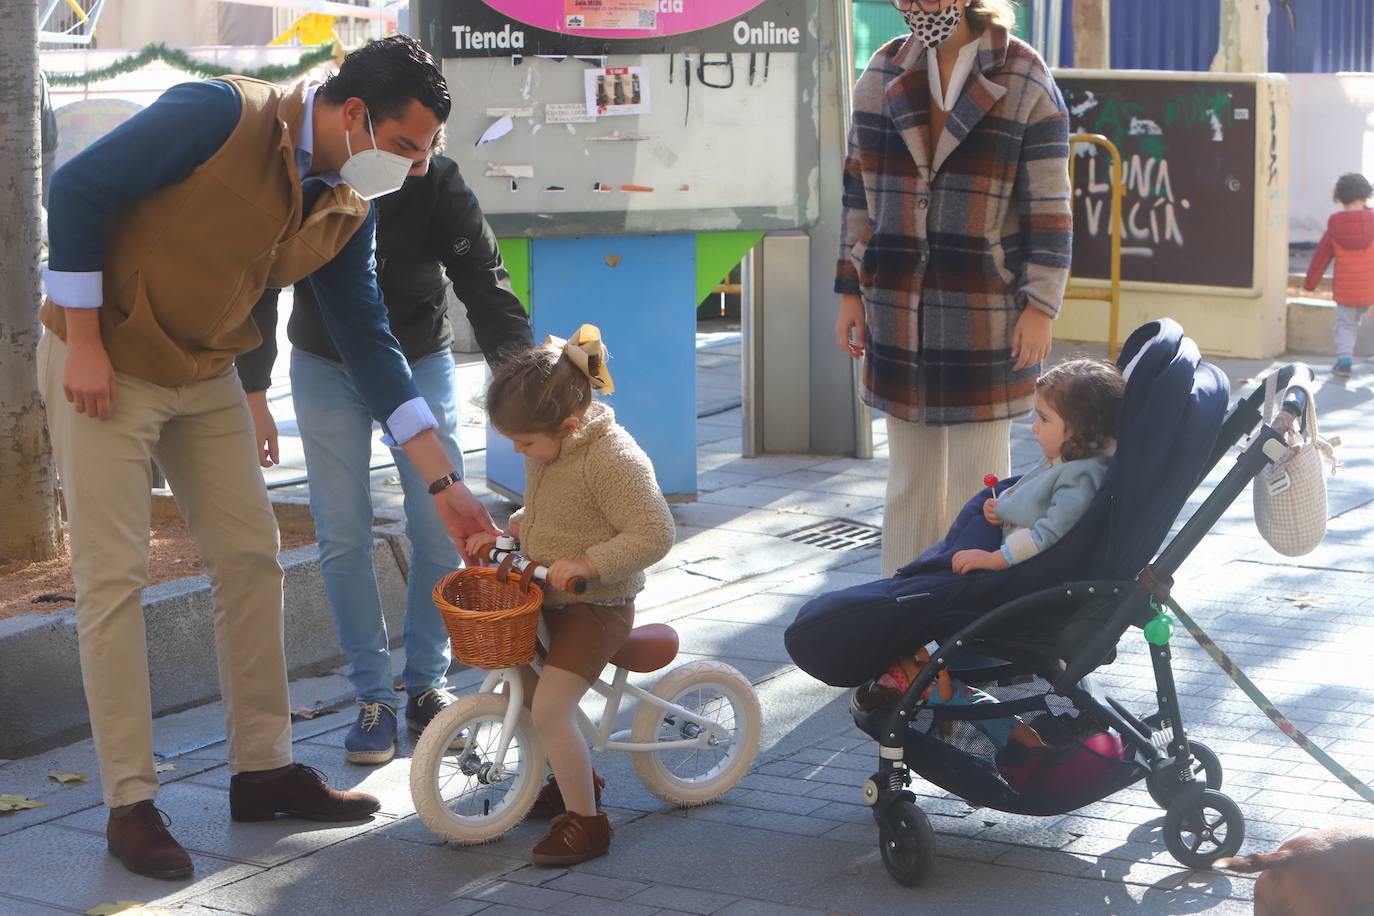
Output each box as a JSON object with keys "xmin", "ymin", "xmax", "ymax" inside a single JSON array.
[{"xmin": 472, "ymin": 634, "xmax": 737, "ymax": 783}]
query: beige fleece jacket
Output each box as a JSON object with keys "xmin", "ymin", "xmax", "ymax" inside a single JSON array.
[{"xmin": 510, "ymin": 402, "xmax": 675, "ymax": 607}]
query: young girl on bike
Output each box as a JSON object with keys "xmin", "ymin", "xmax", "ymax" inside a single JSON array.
[{"xmin": 468, "ymin": 324, "xmax": 675, "ymax": 866}]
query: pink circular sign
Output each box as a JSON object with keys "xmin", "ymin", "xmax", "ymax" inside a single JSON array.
[{"xmin": 481, "ymin": 0, "xmax": 769, "ymax": 39}]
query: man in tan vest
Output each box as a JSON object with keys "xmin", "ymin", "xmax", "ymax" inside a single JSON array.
[{"xmin": 39, "ymin": 36, "xmax": 497, "ymax": 880}]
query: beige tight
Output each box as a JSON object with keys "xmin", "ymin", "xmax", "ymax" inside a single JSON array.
[{"xmin": 521, "ymin": 665, "xmax": 597, "ymax": 816}]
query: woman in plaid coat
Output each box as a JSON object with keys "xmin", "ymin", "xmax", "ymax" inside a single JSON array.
[{"xmin": 835, "ymin": 0, "xmax": 1072, "ymax": 576}]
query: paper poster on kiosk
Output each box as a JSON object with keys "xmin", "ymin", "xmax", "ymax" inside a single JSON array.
[
  {"xmin": 564, "ymin": 0, "xmax": 656, "ymax": 31},
  {"xmin": 585, "ymin": 66, "xmax": 650, "ymax": 117}
]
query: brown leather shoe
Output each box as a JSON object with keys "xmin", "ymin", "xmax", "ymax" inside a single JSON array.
[
  {"xmin": 106, "ymin": 802, "xmax": 193, "ymax": 880},
  {"xmin": 229, "ymin": 764, "xmax": 380, "ymax": 822},
  {"xmin": 529, "ymin": 770, "xmax": 606, "ymax": 819},
  {"xmin": 531, "ymin": 811, "xmax": 612, "ymax": 866}
]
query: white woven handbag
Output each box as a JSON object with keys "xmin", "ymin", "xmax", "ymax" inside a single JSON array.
[{"xmin": 1252, "ymin": 375, "xmax": 1339, "ymax": 556}]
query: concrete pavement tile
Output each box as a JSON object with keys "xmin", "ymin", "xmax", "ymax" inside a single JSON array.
[
  {"xmin": 547, "ymin": 893, "xmax": 659, "ymax": 916},
  {"xmin": 931, "ymin": 835, "xmax": 1014, "ymax": 864},
  {"xmin": 756, "ymin": 470, "xmax": 887, "ymax": 499},
  {"xmin": 662, "ymin": 619, "xmax": 791, "ymax": 664},
  {"xmin": 462, "ymin": 906, "xmax": 547, "ymax": 916},
  {"xmin": 753, "ymin": 761, "xmax": 810, "ymax": 778},
  {"xmin": 625, "ymin": 883, "xmax": 739, "ymax": 915},
  {"xmin": 808, "ymin": 458, "xmax": 889, "ymax": 480},
  {"xmin": 713, "ymin": 901, "xmax": 826, "ymax": 915},
  {"xmin": 422, "ymin": 899, "xmax": 493, "ymax": 916},
  {"xmin": 728, "ymin": 790, "xmax": 836, "ymax": 818},
  {"xmin": 53, "ymin": 781, "xmax": 391, "ymax": 867},
  {"xmin": 541, "ymin": 872, "xmax": 651, "ymax": 900},
  {"xmin": 804, "ymin": 801, "xmax": 870, "ymax": 825},
  {"xmin": 188, "ymin": 832, "xmax": 511, "ymax": 915},
  {"xmin": 758, "ymin": 571, "xmax": 876, "ymax": 598},
  {"xmin": 676, "ymin": 803, "xmax": 762, "ymax": 826},
  {"xmin": 468, "ymin": 880, "xmax": 575, "ymax": 910},
  {"xmin": 698, "ymin": 483, "xmax": 882, "ymax": 520},
  {"xmin": 0, "ymin": 894, "xmax": 74, "ymax": 914},
  {"xmin": 0, "ymin": 824, "xmax": 261, "ymax": 912},
  {"xmin": 499, "ymin": 865, "xmax": 566, "ymax": 886},
  {"xmin": 634, "ymin": 569, "xmax": 726, "ymax": 612},
  {"xmin": 733, "ymin": 809, "xmax": 839, "ymax": 838},
  {"xmin": 992, "ymin": 845, "xmax": 1097, "ymax": 877},
  {"xmin": 575, "ymin": 813, "xmax": 869, "ymax": 903}
]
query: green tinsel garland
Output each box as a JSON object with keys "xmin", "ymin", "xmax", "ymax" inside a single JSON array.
[{"xmin": 45, "ymin": 41, "xmax": 338, "ymax": 88}]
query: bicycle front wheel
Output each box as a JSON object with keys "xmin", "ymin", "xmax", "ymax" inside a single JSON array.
[
  {"xmin": 410, "ymin": 692, "xmax": 545, "ymax": 844},
  {"xmin": 630, "ymin": 661, "xmax": 762, "ymax": 807}
]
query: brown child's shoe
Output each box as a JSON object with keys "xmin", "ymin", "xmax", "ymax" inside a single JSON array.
[
  {"xmin": 529, "ymin": 770, "xmax": 606, "ymax": 819},
  {"xmin": 229, "ymin": 764, "xmax": 380, "ymax": 822},
  {"xmin": 106, "ymin": 801, "xmax": 193, "ymax": 880},
  {"xmin": 531, "ymin": 811, "xmax": 613, "ymax": 866}
]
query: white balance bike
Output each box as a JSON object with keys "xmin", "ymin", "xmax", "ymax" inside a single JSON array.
[{"xmin": 410, "ymin": 539, "xmax": 763, "ymax": 843}]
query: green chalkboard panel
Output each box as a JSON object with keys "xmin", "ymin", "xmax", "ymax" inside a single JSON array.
[{"xmin": 1058, "ymin": 76, "xmax": 1258, "ymax": 289}]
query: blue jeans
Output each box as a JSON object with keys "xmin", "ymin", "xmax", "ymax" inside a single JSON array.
[{"xmin": 291, "ymin": 348, "xmax": 464, "ymax": 706}]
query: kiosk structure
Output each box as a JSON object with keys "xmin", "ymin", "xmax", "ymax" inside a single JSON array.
[{"xmin": 415, "ymin": 0, "xmax": 822, "ymax": 500}]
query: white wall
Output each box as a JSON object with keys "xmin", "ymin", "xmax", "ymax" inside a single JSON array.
[{"xmin": 1288, "ymin": 73, "xmax": 1374, "ymax": 245}]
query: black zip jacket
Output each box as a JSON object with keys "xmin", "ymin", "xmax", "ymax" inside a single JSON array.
[{"xmin": 236, "ymin": 155, "xmax": 532, "ymax": 392}]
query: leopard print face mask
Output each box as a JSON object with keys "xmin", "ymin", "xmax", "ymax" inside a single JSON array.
[{"xmin": 902, "ymin": 2, "xmax": 965, "ymax": 49}]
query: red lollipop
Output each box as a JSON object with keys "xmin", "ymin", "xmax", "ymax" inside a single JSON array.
[{"xmin": 983, "ymin": 474, "xmax": 1000, "ymax": 489}]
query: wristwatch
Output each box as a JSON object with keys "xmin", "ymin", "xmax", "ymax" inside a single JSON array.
[{"xmin": 427, "ymin": 471, "xmax": 462, "ymax": 495}]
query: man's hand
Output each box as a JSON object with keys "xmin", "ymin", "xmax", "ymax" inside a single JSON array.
[
  {"xmin": 433, "ymin": 483, "xmax": 499, "ymax": 565},
  {"xmin": 1011, "ymin": 307, "xmax": 1053, "ymax": 371},
  {"xmin": 548, "ymin": 556, "xmax": 597, "ymax": 593},
  {"xmin": 507, "ymin": 517, "xmax": 521, "ymax": 539},
  {"xmin": 952, "ymin": 548, "xmax": 1009, "ymax": 575},
  {"xmin": 465, "ymin": 531, "xmax": 499, "ymax": 565},
  {"xmin": 246, "ymin": 391, "xmax": 280, "ymax": 468},
  {"xmin": 982, "ymin": 497, "xmax": 999, "ymax": 526},
  {"xmin": 835, "ymin": 293, "xmax": 867, "ymax": 359},
  {"xmin": 64, "ymin": 340, "xmax": 118, "ymax": 420}
]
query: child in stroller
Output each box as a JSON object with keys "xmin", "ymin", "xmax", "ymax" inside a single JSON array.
[
  {"xmin": 862, "ymin": 357, "xmax": 1124, "ymax": 714},
  {"xmin": 785, "ymin": 320, "xmax": 1316, "ymax": 886}
]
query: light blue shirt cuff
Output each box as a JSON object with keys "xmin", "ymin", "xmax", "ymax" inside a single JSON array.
[
  {"xmin": 380, "ymin": 396, "xmax": 438, "ymax": 447},
  {"xmin": 43, "ymin": 270, "xmax": 103, "ymax": 309},
  {"xmin": 1000, "ymin": 543, "xmax": 1016, "ymax": 566}
]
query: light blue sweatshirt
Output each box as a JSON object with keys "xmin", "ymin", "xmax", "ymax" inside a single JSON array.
[{"xmin": 995, "ymin": 456, "xmax": 1110, "ymax": 565}]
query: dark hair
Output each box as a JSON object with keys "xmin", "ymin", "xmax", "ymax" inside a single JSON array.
[
  {"xmin": 319, "ymin": 35, "xmax": 451, "ymax": 124},
  {"xmin": 1334, "ymin": 173, "xmax": 1373, "ymax": 206},
  {"xmin": 1036, "ymin": 357, "xmax": 1124, "ymax": 462},
  {"xmin": 486, "ymin": 344, "xmax": 592, "ymax": 436}
]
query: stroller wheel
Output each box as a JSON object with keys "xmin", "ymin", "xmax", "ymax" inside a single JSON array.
[
  {"xmin": 1146, "ymin": 740, "xmax": 1222, "ymax": 809},
  {"xmin": 878, "ymin": 800, "xmax": 936, "ymax": 887},
  {"xmin": 1163, "ymin": 788, "xmax": 1245, "ymax": 869}
]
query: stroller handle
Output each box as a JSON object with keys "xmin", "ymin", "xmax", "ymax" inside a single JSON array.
[
  {"xmin": 486, "ymin": 538, "xmax": 588, "ymax": 594},
  {"xmin": 1273, "ymin": 363, "xmax": 1314, "ymax": 437}
]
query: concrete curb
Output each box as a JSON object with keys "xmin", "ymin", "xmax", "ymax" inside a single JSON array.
[{"xmin": 0, "ymin": 538, "xmax": 407, "ymax": 759}]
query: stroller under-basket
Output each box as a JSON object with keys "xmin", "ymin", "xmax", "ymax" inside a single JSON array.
[{"xmin": 784, "ymin": 320, "xmax": 1316, "ymax": 886}]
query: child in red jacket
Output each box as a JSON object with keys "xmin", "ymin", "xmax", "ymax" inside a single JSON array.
[{"xmin": 1304, "ymin": 173, "xmax": 1374, "ymax": 379}]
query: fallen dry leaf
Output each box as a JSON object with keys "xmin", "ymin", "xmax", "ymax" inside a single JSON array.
[
  {"xmin": 0, "ymin": 794, "xmax": 47, "ymax": 813},
  {"xmin": 49, "ymin": 771, "xmax": 88, "ymax": 784},
  {"xmin": 86, "ymin": 903, "xmax": 163, "ymax": 916},
  {"xmin": 289, "ymin": 701, "xmax": 334, "ymax": 722}
]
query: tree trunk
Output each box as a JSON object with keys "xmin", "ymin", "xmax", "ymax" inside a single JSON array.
[
  {"xmin": 1073, "ymin": 0, "xmax": 1110, "ymax": 69},
  {"xmin": 0, "ymin": 0, "xmax": 63, "ymax": 564}
]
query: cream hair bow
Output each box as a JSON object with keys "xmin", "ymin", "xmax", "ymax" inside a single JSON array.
[{"xmin": 546, "ymin": 323, "xmax": 615, "ymax": 395}]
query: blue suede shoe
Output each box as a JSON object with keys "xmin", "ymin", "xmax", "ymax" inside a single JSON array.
[
  {"xmin": 406, "ymin": 688, "xmax": 465, "ymax": 749},
  {"xmin": 1333, "ymin": 358, "xmax": 1354, "ymax": 379},
  {"xmin": 344, "ymin": 702, "xmax": 397, "ymax": 766}
]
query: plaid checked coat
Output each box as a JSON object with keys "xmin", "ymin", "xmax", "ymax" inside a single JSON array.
[{"xmin": 836, "ymin": 28, "xmax": 1071, "ymax": 425}]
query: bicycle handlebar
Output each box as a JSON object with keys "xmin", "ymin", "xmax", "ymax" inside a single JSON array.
[{"xmin": 486, "ymin": 542, "xmax": 588, "ymax": 594}]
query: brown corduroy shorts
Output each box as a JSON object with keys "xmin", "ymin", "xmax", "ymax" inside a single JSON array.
[{"xmin": 541, "ymin": 600, "xmax": 635, "ymax": 683}]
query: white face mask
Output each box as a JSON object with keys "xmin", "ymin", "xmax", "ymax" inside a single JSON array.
[
  {"xmin": 339, "ymin": 107, "xmax": 412, "ymax": 201},
  {"xmin": 903, "ymin": 2, "xmax": 965, "ymax": 49}
]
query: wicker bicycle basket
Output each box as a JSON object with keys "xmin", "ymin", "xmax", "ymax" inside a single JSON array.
[{"xmin": 432, "ymin": 565, "xmax": 544, "ymax": 669}]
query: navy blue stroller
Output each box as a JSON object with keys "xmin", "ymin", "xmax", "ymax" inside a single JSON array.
[{"xmin": 785, "ymin": 319, "xmax": 1315, "ymax": 885}]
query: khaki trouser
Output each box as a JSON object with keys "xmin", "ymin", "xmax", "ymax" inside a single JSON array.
[
  {"xmin": 38, "ymin": 333, "xmax": 293, "ymax": 807},
  {"xmin": 881, "ymin": 415, "xmax": 1012, "ymax": 578}
]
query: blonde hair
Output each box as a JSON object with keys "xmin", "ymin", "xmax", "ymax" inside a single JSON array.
[
  {"xmin": 486, "ymin": 344, "xmax": 592, "ymax": 436},
  {"xmin": 967, "ymin": 0, "xmax": 1018, "ymax": 30}
]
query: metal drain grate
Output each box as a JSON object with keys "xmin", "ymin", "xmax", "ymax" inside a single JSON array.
[{"xmin": 786, "ymin": 519, "xmax": 882, "ymax": 551}]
